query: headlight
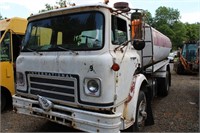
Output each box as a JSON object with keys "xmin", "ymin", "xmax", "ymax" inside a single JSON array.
[
  {"xmin": 84, "ymin": 78, "xmax": 101, "ymax": 97},
  {"xmin": 87, "ymin": 80, "xmax": 99, "ymax": 93}
]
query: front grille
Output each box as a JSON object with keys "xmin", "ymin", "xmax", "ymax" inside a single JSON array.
[{"xmin": 26, "ymin": 71, "xmax": 78, "ymax": 103}]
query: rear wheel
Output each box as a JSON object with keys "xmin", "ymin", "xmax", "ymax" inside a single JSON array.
[{"xmin": 157, "ymin": 71, "xmax": 170, "ymax": 97}]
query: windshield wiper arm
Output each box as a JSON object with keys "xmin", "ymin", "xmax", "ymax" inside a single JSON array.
[
  {"xmin": 56, "ymin": 46, "xmax": 78, "ymax": 55},
  {"xmin": 23, "ymin": 47, "xmax": 42, "ymax": 55}
]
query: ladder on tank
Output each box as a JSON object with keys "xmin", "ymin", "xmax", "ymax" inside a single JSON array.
[
  {"xmin": 141, "ymin": 25, "xmax": 154, "ymax": 75},
  {"xmin": 131, "ymin": 9, "xmax": 154, "ymax": 75}
]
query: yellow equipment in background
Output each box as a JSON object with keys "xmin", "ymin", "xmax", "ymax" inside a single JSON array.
[{"xmin": 0, "ymin": 17, "xmax": 27, "ymax": 111}]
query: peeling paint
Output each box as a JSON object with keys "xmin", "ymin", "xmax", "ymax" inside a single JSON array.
[
  {"xmin": 125, "ymin": 79, "xmax": 136, "ymax": 104},
  {"xmin": 123, "ymin": 77, "xmax": 136, "ymax": 119}
]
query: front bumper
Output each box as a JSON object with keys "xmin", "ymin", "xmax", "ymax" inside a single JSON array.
[{"xmin": 13, "ymin": 95, "xmax": 122, "ymax": 133}]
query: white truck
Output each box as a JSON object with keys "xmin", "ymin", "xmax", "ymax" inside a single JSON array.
[{"xmin": 13, "ymin": 2, "xmax": 172, "ymax": 132}]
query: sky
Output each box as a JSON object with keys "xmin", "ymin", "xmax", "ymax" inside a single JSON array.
[{"xmin": 0, "ymin": 0, "xmax": 199, "ymax": 24}]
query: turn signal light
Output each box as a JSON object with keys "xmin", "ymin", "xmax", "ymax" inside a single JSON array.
[{"xmin": 111, "ymin": 63, "xmax": 120, "ymax": 71}]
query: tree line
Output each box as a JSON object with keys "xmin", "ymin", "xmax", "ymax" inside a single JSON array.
[
  {"xmin": 0, "ymin": 0, "xmax": 199, "ymax": 50},
  {"xmin": 145, "ymin": 6, "xmax": 199, "ymax": 49},
  {"xmin": 0, "ymin": 13, "xmax": 3, "ymax": 20}
]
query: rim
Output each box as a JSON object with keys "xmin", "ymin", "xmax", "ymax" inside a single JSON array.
[{"xmin": 137, "ymin": 94, "xmax": 147, "ymax": 129}]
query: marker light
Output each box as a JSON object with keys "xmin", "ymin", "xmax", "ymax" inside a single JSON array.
[{"xmin": 111, "ymin": 63, "xmax": 120, "ymax": 71}]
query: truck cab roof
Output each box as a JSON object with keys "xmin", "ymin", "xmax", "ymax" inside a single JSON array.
[{"xmin": 28, "ymin": 3, "xmax": 113, "ymax": 22}]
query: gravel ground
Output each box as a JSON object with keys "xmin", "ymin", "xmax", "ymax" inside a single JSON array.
[
  {"xmin": 1, "ymin": 64, "xmax": 199, "ymax": 132},
  {"xmin": 143, "ymin": 69, "xmax": 199, "ymax": 132}
]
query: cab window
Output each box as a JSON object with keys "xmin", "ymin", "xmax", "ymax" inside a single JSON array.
[
  {"xmin": 112, "ymin": 16, "xmax": 127, "ymax": 45},
  {"xmin": 0, "ymin": 31, "xmax": 11, "ymax": 61}
]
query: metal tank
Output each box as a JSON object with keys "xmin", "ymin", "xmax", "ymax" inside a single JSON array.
[{"xmin": 139, "ymin": 24, "xmax": 172, "ymax": 67}]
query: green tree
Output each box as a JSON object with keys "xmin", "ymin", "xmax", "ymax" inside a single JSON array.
[
  {"xmin": 185, "ymin": 23, "xmax": 200, "ymax": 42},
  {"xmin": 39, "ymin": 0, "xmax": 74, "ymax": 13},
  {"xmin": 157, "ymin": 24, "xmax": 175, "ymax": 40},
  {"xmin": 153, "ymin": 6, "xmax": 185, "ymax": 49},
  {"xmin": 171, "ymin": 22, "xmax": 187, "ymax": 48},
  {"xmin": 39, "ymin": 4, "xmax": 54, "ymax": 13},
  {"xmin": 56, "ymin": 0, "xmax": 67, "ymax": 8},
  {"xmin": 154, "ymin": 6, "xmax": 180, "ymax": 25},
  {"xmin": 0, "ymin": 13, "xmax": 3, "ymax": 20},
  {"xmin": 144, "ymin": 10, "xmax": 154, "ymax": 26}
]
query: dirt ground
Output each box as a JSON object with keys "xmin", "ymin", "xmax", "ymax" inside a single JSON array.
[
  {"xmin": 1, "ymin": 64, "xmax": 199, "ymax": 132},
  {"xmin": 143, "ymin": 67, "xmax": 199, "ymax": 132}
]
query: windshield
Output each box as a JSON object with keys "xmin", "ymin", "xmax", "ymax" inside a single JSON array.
[
  {"xmin": 22, "ymin": 11, "xmax": 104, "ymax": 52},
  {"xmin": 182, "ymin": 43, "xmax": 198, "ymax": 62}
]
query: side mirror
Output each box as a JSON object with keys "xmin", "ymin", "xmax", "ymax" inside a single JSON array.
[
  {"xmin": 131, "ymin": 10, "xmax": 144, "ymax": 40},
  {"xmin": 132, "ymin": 40, "xmax": 145, "ymax": 50}
]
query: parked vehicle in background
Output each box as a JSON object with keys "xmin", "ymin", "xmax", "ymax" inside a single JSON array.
[
  {"xmin": 0, "ymin": 17, "xmax": 27, "ymax": 111},
  {"xmin": 168, "ymin": 53, "xmax": 174, "ymax": 63},
  {"xmin": 174, "ymin": 41, "xmax": 199, "ymax": 74},
  {"xmin": 168, "ymin": 52, "xmax": 177, "ymax": 63},
  {"xmin": 13, "ymin": 1, "xmax": 172, "ymax": 132}
]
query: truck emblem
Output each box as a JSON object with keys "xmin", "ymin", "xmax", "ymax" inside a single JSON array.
[{"xmin": 37, "ymin": 95, "xmax": 53, "ymax": 111}]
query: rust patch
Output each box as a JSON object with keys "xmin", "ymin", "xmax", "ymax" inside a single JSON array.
[
  {"xmin": 123, "ymin": 79, "xmax": 136, "ymax": 119},
  {"xmin": 125, "ymin": 81, "xmax": 135, "ymax": 104}
]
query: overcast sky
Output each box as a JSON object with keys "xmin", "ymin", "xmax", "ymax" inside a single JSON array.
[{"xmin": 0, "ymin": 0, "xmax": 199, "ymax": 23}]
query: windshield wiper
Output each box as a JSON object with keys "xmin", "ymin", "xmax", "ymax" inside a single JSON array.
[
  {"xmin": 53, "ymin": 45, "xmax": 79, "ymax": 55},
  {"xmin": 22, "ymin": 47, "xmax": 42, "ymax": 55}
]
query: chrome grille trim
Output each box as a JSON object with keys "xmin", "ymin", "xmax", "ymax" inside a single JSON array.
[{"xmin": 26, "ymin": 71, "xmax": 78, "ymax": 103}]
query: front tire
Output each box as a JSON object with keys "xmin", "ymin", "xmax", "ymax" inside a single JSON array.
[{"xmin": 133, "ymin": 90, "xmax": 147, "ymax": 131}]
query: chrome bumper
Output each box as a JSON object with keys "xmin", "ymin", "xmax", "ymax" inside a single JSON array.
[{"xmin": 13, "ymin": 95, "xmax": 122, "ymax": 133}]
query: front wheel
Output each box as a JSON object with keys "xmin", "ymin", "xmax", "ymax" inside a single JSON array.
[{"xmin": 133, "ymin": 90, "xmax": 147, "ymax": 131}]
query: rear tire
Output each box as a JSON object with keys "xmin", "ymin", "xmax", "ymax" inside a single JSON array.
[{"xmin": 157, "ymin": 71, "xmax": 170, "ymax": 97}]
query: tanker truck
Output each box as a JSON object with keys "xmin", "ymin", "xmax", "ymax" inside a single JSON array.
[{"xmin": 13, "ymin": 2, "xmax": 172, "ymax": 132}]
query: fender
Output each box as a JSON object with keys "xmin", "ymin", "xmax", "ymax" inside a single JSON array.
[{"xmin": 122, "ymin": 74, "xmax": 148, "ymax": 128}]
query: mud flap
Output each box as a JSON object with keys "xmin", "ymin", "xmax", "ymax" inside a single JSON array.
[{"xmin": 145, "ymin": 90, "xmax": 154, "ymax": 126}]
